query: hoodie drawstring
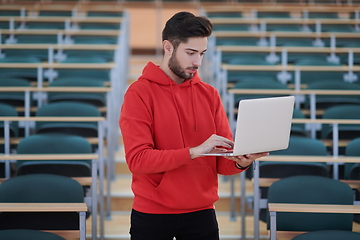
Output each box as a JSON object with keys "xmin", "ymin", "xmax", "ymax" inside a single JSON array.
[
  {"xmin": 190, "ymin": 80, "xmax": 198, "ymax": 131},
  {"xmin": 169, "ymin": 78, "xmax": 186, "ymax": 146},
  {"xmin": 168, "ymin": 78, "xmax": 199, "ymax": 147}
]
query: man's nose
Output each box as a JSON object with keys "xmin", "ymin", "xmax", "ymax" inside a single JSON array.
[{"xmin": 193, "ymin": 55, "xmax": 202, "ymax": 67}]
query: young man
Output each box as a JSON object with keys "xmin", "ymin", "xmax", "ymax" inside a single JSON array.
[{"xmin": 119, "ymin": 11, "xmax": 268, "ymax": 240}]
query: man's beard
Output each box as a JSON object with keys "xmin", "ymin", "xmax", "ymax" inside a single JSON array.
[{"xmin": 168, "ymin": 52, "xmax": 197, "ymax": 80}]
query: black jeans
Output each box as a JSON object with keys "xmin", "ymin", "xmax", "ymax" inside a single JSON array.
[{"xmin": 130, "ymin": 208, "xmax": 220, "ymax": 240}]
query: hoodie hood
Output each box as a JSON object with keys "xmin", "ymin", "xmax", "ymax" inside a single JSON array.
[
  {"xmin": 140, "ymin": 61, "xmax": 201, "ymax": 132},
  {"xmin": 140, "ymin": 61, "xmax": 202, "ymax": 86}
]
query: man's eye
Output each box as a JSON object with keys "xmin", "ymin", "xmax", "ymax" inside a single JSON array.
[{"xmin": 187, "ymin": 52, "xmax": 195, "ymax": 55}]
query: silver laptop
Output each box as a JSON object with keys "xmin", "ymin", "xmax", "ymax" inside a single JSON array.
[{"xmin": 199, "ymin": 96, "xmax": 295, "ymax": 156}]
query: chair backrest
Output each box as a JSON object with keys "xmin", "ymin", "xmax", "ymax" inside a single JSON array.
[
  {"xmin": 291, "ymin": 108, "xmax": 306, "ymax": 136},
  {"xmin": 291, "ymin": 230, "xmax": 360, "ymax": 240},
  {"xmin": 267, "ymin": 175, "xmax": 354, "ymax": 231},
  {"xmin": 48, "ymin": 79, "xmax": 106, "ymax": 107},
  {"xmin": 321, "ymin": 104, "xmax": 360, "ymax": 140},
  {"xmin": 16, "ymin": 133, "xmax": 92, "ymax": 177},
  {"xmin": 293, "ymin": 55, "xmax": 341, "ymax": 66},
  {"xmin": 0, "ymin": 174, "xmax": 84, "ymax": 230},
  {"xmin": 0, "ymin": 78, "xmax": 31, "ymax": 107},
  {"xmin": 0, "ymin": 173, "xmax": 84, "ymax": 203},
  {"xmin": 233, "ymin": 79, "xmax": 289, "ymax": 106},
  {"xmin": 344, "ymin": 137, "xmax": 360, "ymax": 180},
  {"xmin": 305, "ymin": 81, "xmax": 360, "ymax": 110},
  {"xmin": 35, "ymin": 101, "xmax": 101, "ymax": 137},
  {"xmin": 0, "ymin": 103, "xmax": 18, "ymax": 137},
  {"xmin": 260, "ymin": 136, "xmax": 329, "ymax": 178},
  {"xmin": 0, "ymin": 229, "xmax": 66, "ymax": 240}
]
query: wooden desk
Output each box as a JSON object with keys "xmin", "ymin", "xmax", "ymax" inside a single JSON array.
[
  {"xmin": 252, "ymin": 154, "xmax": 360, "ymax": 240},
  {"xmin": 0, "ymin": 152, "xmax": 99, "ymax": 240},
  {"xmin": 211, "ymin": 17, "xmax": 360, "ymax": 25},
  {"xmin": 0, "ymin": 43, "xmax": 118, "ymax": 50},
  {"xmin": 0, "ymin": 16, "xmax": 123, "ymax": 23},
  {"xmin": 222, "ymin": 64, "xmax": 360, "ymax": 72},
  {"xmin": 1, "ymin": 29, "xmax": 120, "ymax": 36},
  {"xmin": 204, "ymin": 4, "xmax": 360, "ymax": 13},
  {"xmin": 0, "ymin": 202, "xmax": 87, "ymax": 240},
  {"xmin": 268, "ymin": 203, "xmax": 360, "ymax": 240},
  {"xmin": 0, "ymin": 86, "xmax": 112, "ymax": 92},
  {"xmin": 217, "ymin": 45, "xmax": 360, "ymax": 54},
  {"xmin": 0, "ymin": 62, "xmax": 116, "ymax": 69},
  {"xmin": 214, "ymin": 31, "xmax": 360, "ymax": 38}
]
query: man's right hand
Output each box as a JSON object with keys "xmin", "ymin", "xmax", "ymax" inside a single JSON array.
[{"xmin": 189, "ymin": 134, "xmax": 234, "ymax": 159}]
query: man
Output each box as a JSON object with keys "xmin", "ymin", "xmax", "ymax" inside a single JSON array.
[{"xmin": 119, "ymin": 11, "xmax": 268, "ymax": 240}]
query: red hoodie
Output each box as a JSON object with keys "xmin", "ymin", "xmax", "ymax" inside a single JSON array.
[{"xmin": 119, "ymin": 62, "xmax": 244, "ymax": 214}]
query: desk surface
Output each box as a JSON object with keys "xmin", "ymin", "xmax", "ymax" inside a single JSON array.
[
  {"xmin": 268, "ymin": 203, "xmax": 360, "ymax": 214},
  {"xmin": 0, "ymin": 202, "xmax": 88, "ymax": 212}
]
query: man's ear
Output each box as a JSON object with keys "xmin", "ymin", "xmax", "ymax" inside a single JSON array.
[{"xmin": 163, "ymin": 40, "xmax": 173, "ymax": 54}]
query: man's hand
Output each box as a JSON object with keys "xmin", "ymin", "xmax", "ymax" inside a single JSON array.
[
  {"xmin": 225, "ymin": 152, "xmax": 269, "ymax": 169},
  {"xmin": 189, "ymin": 134, "xmax": 234, "ymax": 159}
]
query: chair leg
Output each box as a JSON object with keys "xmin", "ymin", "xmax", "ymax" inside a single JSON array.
[{"xmin": 270, "ymin": 211, "xmax": 277, "ymax": 240}]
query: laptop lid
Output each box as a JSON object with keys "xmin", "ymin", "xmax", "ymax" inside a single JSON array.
[
  {"xmin": 232, "ymin": 95, "xmax": 294, "ymax": 155},
  {"xmin": 199, "ymin": 95, "xmax": 295, "ymax": 156}
]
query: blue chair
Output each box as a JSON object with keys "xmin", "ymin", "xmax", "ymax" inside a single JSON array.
[
  {"xmin": 292, "ymin": 230, "xmax": 360, "ymax": 240},
  {"xmin": 35, "ymin": 102, "xmax": 101, "ymax": 138},
  {"xmin": 257, "ymin": 136, "xmax": 329, "ymax": 222},
  {"xmin": 0, "ymin": 103, "xmax": 18, "ymax": 177},
  {"xmin": 232, "ymin": 80, "xmax": 289, "ymax": 107},
  {"xmin": 0, "ymin": 174, "xmax": 84, "ymax": 232},
  {"xmin": 0, "ymin": 103, "xmax": 18, "ymax": 138},
  {"xmin": 0, "ymin": 229, "xmax": 66, "ymax": 240},
  {"xmin": 206, "ymin": 12, "xmax": 242, "ymax": 18},
  {"xmin": 321, "ymin": 105, "xmax": 360, "ymax": 140},
  {"xmin": 48, "ymin": 78, "xmax": 107, "ymax": 107},
  {"xmin": 291, "ymin": 108, "xmax": 307, "ymax": 137},
  {"xmin": 16, "ymin": 133, "xmax": 92, "ymax": 178},
  {"xmin": 305, "ymin": 81, "xmax": 360, "ymax": 110},
  {"xmin": 0, "ymin": 78, "xmax": 32, "ymax": 107},
  {"xmin": 267, "ymin": 176, "xmax": 354, "ymax": 235},
  {"xmin": 344, "ymin": 137, "xmax": 360, "ymax": 222}
]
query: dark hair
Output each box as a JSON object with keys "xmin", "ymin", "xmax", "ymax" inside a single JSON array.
[{"xmin": 162, "ymin": 11, "xmax": 213, "ymax": 50}]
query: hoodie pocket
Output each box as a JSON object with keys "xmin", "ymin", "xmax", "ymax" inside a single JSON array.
[{"xmin": 153, "ymin": 165, "xmax": 218, "ymax": 210}]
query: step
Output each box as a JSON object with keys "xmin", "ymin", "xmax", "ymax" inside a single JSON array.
[
  {"xmin": 87, "ymin": 212, "xmax": 269, "ymax": 240},
  {"xmin": 106, "ymin": 173, "xmax": 255, "ymax": 213}
]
